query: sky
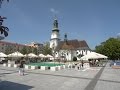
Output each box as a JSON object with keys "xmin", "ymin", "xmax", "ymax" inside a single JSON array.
[{"xmin": 0, "ymin": 0, "xmax": 120, "ymax": 49}]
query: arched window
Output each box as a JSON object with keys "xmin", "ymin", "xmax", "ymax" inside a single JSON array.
[{"xmin": 82, "ymin": 50, "xmax": 83, "ymax": 55}]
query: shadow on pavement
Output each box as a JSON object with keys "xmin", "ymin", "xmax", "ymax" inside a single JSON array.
[{"xmin": 0, "ymin": 81, "xmax": 33, "ymax": 90}]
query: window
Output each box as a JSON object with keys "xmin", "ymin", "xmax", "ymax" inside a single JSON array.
[
  {"xmin": 67, "ymin": 52, "xmax": 68, "ymax": 55},
  {"xmin": 76, "ymin": 52, "xmax": 78, "ymax": 54},
  {"xmin": 86, "ymin": 50, "xmax": 87, "ymax": 55},
  {"xmin": 82, "ymin": 50, "xmax": 83, "ymax": 55}
]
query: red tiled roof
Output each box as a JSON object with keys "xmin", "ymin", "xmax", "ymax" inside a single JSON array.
[
  {"xmin": 79, "ymin": 40, "xmax": 89, "ymax": 47},
  {"xmin": 56, "ymin": 39, "xmax": 90, "ymax": 50},
  {"xmin": 61, "ymin": 43, "xmax": 74, "ymax": 50}
]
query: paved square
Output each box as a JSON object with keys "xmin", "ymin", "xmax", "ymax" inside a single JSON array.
[{"xmin": 0, "ymin": 62, "xmax": 120, "ymax": 90}]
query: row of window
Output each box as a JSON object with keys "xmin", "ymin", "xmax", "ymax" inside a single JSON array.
[
  {"xmin": 58, "ymin": 50, "xmax": 90, "ymax": 57},
  {"xmin": 76, "ymin": 50, "xmax": 90, "ymax": 55}
]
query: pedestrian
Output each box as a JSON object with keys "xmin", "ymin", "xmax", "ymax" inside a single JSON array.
[
  {"xmin": 79, "ymin": 63, "xmax": 82, "ymax": 69},
  {"xmin": 68, "ymin": 62, "xmax": 72, "ymax": 69},
  {"xmin": 18, "ymin": 61, "xmax": 25, "ymax": 76},
  {"xmin": 77, "ymin": 63, "xmax": 79, "ymax": 70},
  {"xmin": 81, "ymin": 60, "xmax": 84, "ymax": 68}
]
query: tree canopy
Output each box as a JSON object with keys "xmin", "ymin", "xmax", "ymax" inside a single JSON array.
[
  {"xmin": 0, "ymin": 0, "xmax": 9, "ymax": 40},
  {"xmin": 95, "ymin": 38, "xmax": 120, "ymax": 60},
  {"xmin": 42, "ymin": 42, "xmax": 52, "ymax": 55},
  {"xmin": 0, "ymin": 0, "xmax": 9, "ymax": 7}
]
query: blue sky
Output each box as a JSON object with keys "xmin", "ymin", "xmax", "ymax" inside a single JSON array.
[{"xmin": 0, "ymin": 0, "xmax": 120, "ymax": 49}]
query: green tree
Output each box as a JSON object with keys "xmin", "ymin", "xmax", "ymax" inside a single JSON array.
[
  {"xmin": 26, "ymin": 46, "xmax": 32, "ymax": 54},
  {"xmin": 42, "ymin": 42, "xmax": 52, "ymax": 55},
  {"xmin": 95, "ymin": 38, "xmax": 120, "ymax": 60},
  {"xmin": 0, "ymin": 0, "xmax": 9, "ymax": 7},
  {"xmin": 0, "ymin": 0, "xmax": 9, "ymax": 40},
  {"xmin": 0, "ymin": 16, "xmax": 9, "ymax": 40},
  {"xmin": 33, "ymin": 47, "xmax": 38, "ymax": 55},
  {"xmin": 20, "ymin": 46, "xmax": 28, "ymax": 55},
  {"xmin": 5, "ymin": 46, "xmax": 13, "ymax": 54}
]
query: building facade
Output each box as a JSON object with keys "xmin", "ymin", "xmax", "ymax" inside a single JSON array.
[
  {"xmin": 0, "ymin": 41, "xmax": 28, "ymax": 54},
  {"xmin": 27, "ymin": 42, "xmax": 43, "ymax": 54},
  {"xmin": 50, "ymin": 18, "xmax": 91, "ymax": 61},
  {"xmin": 0, "ymin": 41, "xmax": 43, "ymax": 55},
  {"xmin": 55, "ymin": 37, "xmax": 91, "ymax": 61}
]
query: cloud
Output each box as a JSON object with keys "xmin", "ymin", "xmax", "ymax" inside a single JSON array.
[
  {"xmin": 117, "ymin": 33, "xmax": 120, "ymax": 35},
  {"xmin": 50, "ymin": 8, "xmax": 59, "ymax": 14},
  {"xmin": 117, "ymin": 33, "xmax": 120, "ymax": 36}
]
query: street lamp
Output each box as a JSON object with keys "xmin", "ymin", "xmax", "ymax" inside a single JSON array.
[{"xmin": 52, "ymin": 43, "xmax": 55, "ymax": 65}]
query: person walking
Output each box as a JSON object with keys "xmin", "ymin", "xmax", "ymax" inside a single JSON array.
[
  {"xmin": 18, "ymin": 61, "xmax": 25, "ymax": 76},
  {"xmin": 81, "ymin": 60, "xmax": 84, "ymax": 68}
]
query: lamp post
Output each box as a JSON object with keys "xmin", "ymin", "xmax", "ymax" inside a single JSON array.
[{"xmin": 52, "ymin": 43, "xmax": 55, "ymax": 65}]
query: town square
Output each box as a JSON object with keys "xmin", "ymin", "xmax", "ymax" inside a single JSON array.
[{"xmin": 0, "ymin": 0, "xmax": 120, "ymax": 90}]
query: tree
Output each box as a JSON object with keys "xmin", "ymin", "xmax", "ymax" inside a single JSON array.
[
  {"xmin": 0, "ymin": 0, "xmax": 9, "ymax": 7},
  {"xmin": 26, "ymin": 46, "xmax": 32, "ymax": 54},
  {"xmin": 95, "ymin": 38, "xmax": 120, "ymax": 60},
  {"xmin": 20, "ymin": 46, "xmax": 28, "ymax": 55},
  {"xmin": 0, "ymin": 16, "xmax": 9, "ymax": 40},
  {"xmin": 33, "ymin": 47, "xmax": 38, "ymax": 55},
  {"xmin": 0, "ymin": 0, "xmax": 9, "ymax": 40},
  {"xmin": 5, "ymin": 46, "xmax": 13, "ymax": 54},
  {"xmin": 42, "ymin": 42, "xmax": 52, "ymax": 55}
]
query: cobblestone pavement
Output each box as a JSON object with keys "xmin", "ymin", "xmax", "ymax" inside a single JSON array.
[{"xmin": 0, "ymin": 62, "xmax": 120, "ymax": 90}]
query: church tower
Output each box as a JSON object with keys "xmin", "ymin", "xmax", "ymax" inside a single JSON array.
[{"xmin": 50, "ymin": 18, "xmax": 60, "ymax": 49}]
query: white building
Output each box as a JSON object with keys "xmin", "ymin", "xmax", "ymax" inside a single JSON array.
[
  {"xmin": 55, "ymin": 38, "xmax": 91, "ymax": 61},
  {"xmin": 50, "ymin": 18, "xmax": 60, "ymax": 49},
  {"xmin": 50, "ymin": 18, "xmax": 91, "ymax": 61}
]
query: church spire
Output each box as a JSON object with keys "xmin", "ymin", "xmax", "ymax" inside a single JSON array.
[
  {"xmin": 64, "ymin": 33, "xmax": 68, "ymax": 44},
  {"xmin": 53, "ymin": 16, "xmax": 58, "ymax": 29},
  {"xmin": 50, "ymin": 16, "xmax": 60, "ymax": 49}
]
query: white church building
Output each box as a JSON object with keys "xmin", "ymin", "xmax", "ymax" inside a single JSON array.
[{"xmin": 50, "ymin": 18, "xmax": 91, "ymax": 61}]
